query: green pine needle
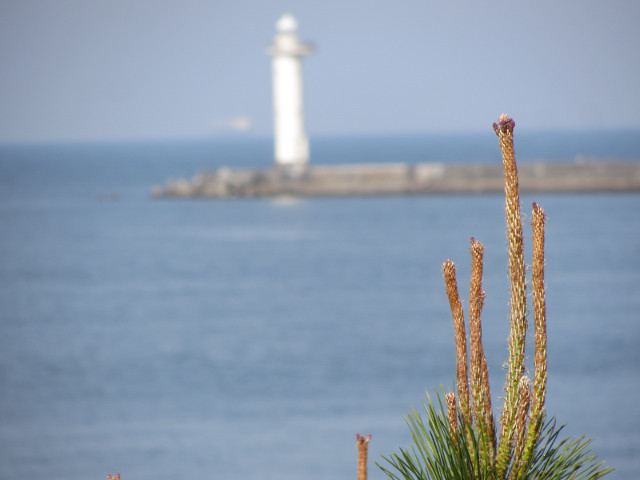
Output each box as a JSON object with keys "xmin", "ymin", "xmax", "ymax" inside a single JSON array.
[{"xmin": 377, "ymin": 390, "xmax": 613, "ymax": 480}]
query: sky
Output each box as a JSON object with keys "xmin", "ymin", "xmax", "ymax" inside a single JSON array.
[{"xmin": 1, "ymin": 0, "xmax": 639, "ymax": 143}]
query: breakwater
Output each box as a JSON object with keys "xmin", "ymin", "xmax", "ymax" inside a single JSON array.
[{"xmin": 152, "ymin": 160, "xmax": 640, "ymax": 198}]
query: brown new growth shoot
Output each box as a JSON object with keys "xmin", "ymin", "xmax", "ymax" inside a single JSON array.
[
  {"xmin": 442, "ymin": 260, "xmax": 476, "ymax": 459},
  {"xmin": 446, "ymin": 391, "xmax": 458, "ymax": 440},
  {"xmin": 515, "ymin": 202, "xmax": 548, "ymax": 476},
  {"xmin": 442, "ymin": 260, "xmax": 471, "ymax": 424},
  {"xmin": 469, "ymin": 237, "xmax": 497, "ymax": 466},
  {"xmin": 356, "ymin": 433, "xmax": 372, "ymax": 480}
]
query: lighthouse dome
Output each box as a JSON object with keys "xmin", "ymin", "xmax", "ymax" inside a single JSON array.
[{"xmin": 276, "ymin": 13, "xmax": 298, "ymax": 32}]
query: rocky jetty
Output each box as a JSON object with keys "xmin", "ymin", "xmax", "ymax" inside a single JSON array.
[{"xmin": 152, "ymin": 160, "xmax": 640, "ymax": 198}]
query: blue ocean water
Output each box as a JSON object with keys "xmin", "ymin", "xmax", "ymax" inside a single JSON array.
[{"xmin": 0, "ymin": 132, "xmax": 639, "ymax": 480}]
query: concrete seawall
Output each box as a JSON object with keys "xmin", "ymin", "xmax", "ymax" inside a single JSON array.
[{"xmin": 152, "ymin": 161, "xmax": 640, "ymax": 198}]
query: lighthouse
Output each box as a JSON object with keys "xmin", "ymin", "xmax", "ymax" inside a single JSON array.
[{"xmin": 267, "ymin": 14, "xmax": 314, "ymax": 168}]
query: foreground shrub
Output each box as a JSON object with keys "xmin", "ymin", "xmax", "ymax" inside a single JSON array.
[{"xmin": 379, "ymin": 115, "xmax": 613, "ymax": 480}]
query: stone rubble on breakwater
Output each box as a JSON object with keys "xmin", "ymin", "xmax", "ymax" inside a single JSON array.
[{"xmin": 152, "ymin": 160, "xmax": 640, "ymax": 198}]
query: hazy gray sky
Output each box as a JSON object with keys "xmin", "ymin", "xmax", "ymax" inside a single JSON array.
[{"xmin": 1, "ymin": 0, "xmax": 639, "ymax": 143}]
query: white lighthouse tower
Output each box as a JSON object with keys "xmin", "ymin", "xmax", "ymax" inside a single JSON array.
[{"xmin": 267, "ymin": 14, "xmax": 314, "ymax": 168}]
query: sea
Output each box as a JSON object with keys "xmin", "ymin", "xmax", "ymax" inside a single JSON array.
[{"xmin": 0, "ymin": 131, "xmax": 639, "ymax": 480}]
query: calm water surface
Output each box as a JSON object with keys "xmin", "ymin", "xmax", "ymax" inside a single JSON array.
[{"xmin": 0, "ymin": 134, "xmax": 638, "ymax": 479}]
